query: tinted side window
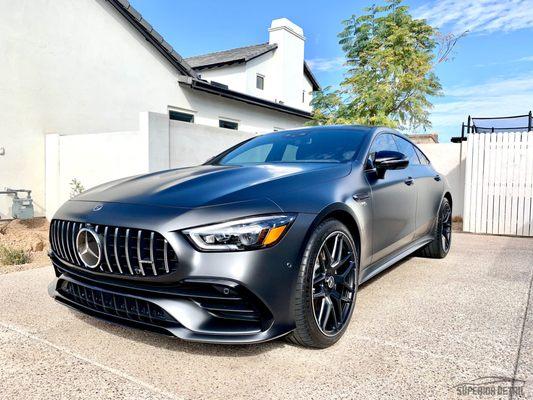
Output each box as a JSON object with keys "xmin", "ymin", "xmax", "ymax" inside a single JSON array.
[
  {"xmin": 415, "ymin": 147, "xmax": 430, "ymax": 165},
  {"xmin": 369, "ymin": 134, "xmax": 398, "ymax": 162},
  {"xmin": 393, "ymin": 136, "xmax": 420, "ymax": 165}
]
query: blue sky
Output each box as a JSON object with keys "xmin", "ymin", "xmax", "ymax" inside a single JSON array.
[{"xmin": 130, "ymin": 0, "xmax": 533, "ymax": 141}]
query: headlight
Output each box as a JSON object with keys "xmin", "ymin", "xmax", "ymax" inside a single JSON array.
[{"xmin": 183, "ymin": 214, "xmax": 296, "ymax": 251}]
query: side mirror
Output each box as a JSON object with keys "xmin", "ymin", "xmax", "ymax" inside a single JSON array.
[{"xmin": 372, "ymin": 150, "xmax": 409, "ymax": 179}]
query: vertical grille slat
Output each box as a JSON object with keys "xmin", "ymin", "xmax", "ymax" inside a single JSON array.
[
  {"xmin": 50, "ymin": 221, "xmax": 57, "ymax": 256},
  {"xmin": 56, "ymin": 222, "xmax": 65, "ymax": 257},
  {"xmin": 94, "ymin": 225, "xmax": 104, "ymax": 272},
  {"xmin": 51, "ymin": 219, "xmax": 178, "ymax": 277},
  {"xmin": 57, "ymin": 221, "xmax": 67, "ymax": 260},
  {"xmin": 103, "ymin": 227, "xmax": 113, "ymax": 273},
  {"xmin": 124, "ymin": 229, "xmax": 134, "ymax": 275},
  {"xmin": 149, "ymin": 232, "xmax": 157, "ymax": 276},
  {"xmin": 114, "ymin": 227, "xmax": 124, "ymax": 274},
  {"xmin": 71, "ymin": 222, "xmax": 79, "ymax": 265},
  {"xmin": 66, "ymin": 221, "xmax": 72, "ymax": 261},
  {"xmin": 163, "ymin": 240, "xmax": 170, "ymax": 274},
  {"xmin": 65, "ymin": 222, "xmax": 74, "ymax": 264},
  {"xmin": 55, "ymin": 221, "xmax": 61, "ymax": 256},
  {"xmin": 136, "ymin": 230, "xmax": 146, "ymax": 276}
]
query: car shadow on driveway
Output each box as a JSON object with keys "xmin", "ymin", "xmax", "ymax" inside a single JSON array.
[{"xmin": 70, "ymin": 311, "xmax": 287, "ymax": 357}]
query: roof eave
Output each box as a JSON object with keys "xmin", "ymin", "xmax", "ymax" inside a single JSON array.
[
  {"xmin": 304, "ymin": 61, "xmax": 321, "ymax": 91},
  {"xmin": 192, "ymin": 59, "xmax": 246, "ymax": 71},
  {"xmin": 178, "ymin": 77, "xmax": 312, "ymax": 119}
]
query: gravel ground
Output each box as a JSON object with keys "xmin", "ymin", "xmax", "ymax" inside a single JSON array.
[
  {"xmin": 0, "ymin": 232, "xmax": 531, "ymax": 400},
  {"xmin": 0, "ymin": 218, "xmax": 50, "ymax": 273}
]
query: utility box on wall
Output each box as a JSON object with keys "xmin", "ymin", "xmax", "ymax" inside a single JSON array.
[
  {"xmin": 0, "ymin": 189, "xmax": 34, "ymax": 220},
  {"xmin": 12, "ymin": 196, "xmax": 34, "ymax": 219}
]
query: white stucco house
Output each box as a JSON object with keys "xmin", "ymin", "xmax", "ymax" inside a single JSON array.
[{"xmin": 0, "ymin": 0, "xmax": 319, "ymax": 219}]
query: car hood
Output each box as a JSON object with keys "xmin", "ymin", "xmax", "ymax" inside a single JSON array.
[{"xmin": 74, "ymin": 163, "xmax": 351, "ymax": 209}]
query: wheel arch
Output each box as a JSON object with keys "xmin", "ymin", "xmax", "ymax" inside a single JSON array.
[{"xmin": 302, "ymin": 203, "xmax": 362, "ymax": 262}]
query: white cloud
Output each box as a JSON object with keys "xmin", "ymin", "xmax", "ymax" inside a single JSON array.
[
  {"xmin": 430, "ymin": 73, "xmax": 533, "ymax": 130},
  {"xmin": 307, "ymin": 57, "xmax": 345, "ymax": 72},
  {"xmin": 414, "ymin": 0, "xmax": 533, "ymax": 34}
]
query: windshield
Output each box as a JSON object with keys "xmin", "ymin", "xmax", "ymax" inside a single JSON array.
[{"xmin": 215, "ymin": 128, "xmax": 368, "ymax": 165}]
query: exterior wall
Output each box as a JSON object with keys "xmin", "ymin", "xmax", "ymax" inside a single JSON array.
[
  {"xmin": 45, "ymin": 112, "xmax": 256, "ymax": 218},
  {"xmin": 419, "ymin": 143, "xmax": 466, "ymax": 217},
  {"xmin": 196, "ymin": 64, "xmax": 247, "ymax": 93},
  {"xmin": 0, "ymin": 0, "xmax": 308, "ymax": 218},
  {"xmin": 180, "ymin": 90, "xmax": 306, "ymax": 135},
  {"xmin": 169, "ymin": 120, "xmax": 254, "ymax": 168},
  {"xmin": 302, "ymin": 74, "xmax": 314, "ymax": 111},
  {"xmin": 195, "ymin": 19, "xmax": 313, "ymax": 112},
  {"xmin": 268, "ymin": 19, "xmax": 307, "ymax": 111},
  {"xmin": 45, "ymin": 129, "xmax": 145, "ymax": 219}
]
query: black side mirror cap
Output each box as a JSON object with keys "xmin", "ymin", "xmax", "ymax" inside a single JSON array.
[{"xmin": 373, "ymin": 150, "xmax": 409, "ymax": 178}]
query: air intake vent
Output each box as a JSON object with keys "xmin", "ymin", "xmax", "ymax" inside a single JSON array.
[{"xmin": 58, "ymin": 279, "xmax": 178, "ymax": 328}]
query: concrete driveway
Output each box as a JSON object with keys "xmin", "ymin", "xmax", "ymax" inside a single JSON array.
[{"xmin": 0, "ymin": 232, "xmax": 531, "ymax": 400}]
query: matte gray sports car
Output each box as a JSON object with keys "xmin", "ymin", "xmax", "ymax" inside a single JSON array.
[{"xmin": 48, "ymin": 126, "xmax": 452, "ymax": 348}]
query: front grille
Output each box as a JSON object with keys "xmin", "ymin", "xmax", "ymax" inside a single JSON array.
[
  {"xmin": 50, "ymin": 219, "xmax": 178, "ymax": 277},
  {"xmin": 58, "ymin": 280, "xmax": 178, "ymax": 328}
]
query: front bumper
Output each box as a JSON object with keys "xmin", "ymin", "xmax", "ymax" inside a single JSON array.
[{"xmin": 48, "ymin": 200, "xmax": 316, "ymax": 344}]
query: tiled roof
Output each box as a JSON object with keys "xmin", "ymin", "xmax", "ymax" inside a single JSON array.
[
  {"xmin": 186, "ymin": 43, "xmax": 320, "ymax": 90},
  {"xmin": 186, "ymin": 43, "xmax": 278, "ymax": 69}
]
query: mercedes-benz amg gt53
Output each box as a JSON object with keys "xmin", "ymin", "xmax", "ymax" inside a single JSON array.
[{"xmin": 48, "ymin": 126, "xmax": 452, "ymax": 348}]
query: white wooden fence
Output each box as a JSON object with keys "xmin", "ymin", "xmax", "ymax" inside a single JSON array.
[{"xmin": 463, "ymin": 131, "xmax": 533, "ymax": 236}]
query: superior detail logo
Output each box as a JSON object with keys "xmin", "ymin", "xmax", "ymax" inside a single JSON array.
[{"xmin": 453, "ymin": 376, "xmax": 525, "ymax": 397}]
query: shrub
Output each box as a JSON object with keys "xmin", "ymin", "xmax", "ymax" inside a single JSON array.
[
  {"xmin": 0, "ymin": 245, "xmax": 31, "ymax": 265},
  {"xmin": 69, "ymin": 178, "xmax": 85, "ymax": 198}
]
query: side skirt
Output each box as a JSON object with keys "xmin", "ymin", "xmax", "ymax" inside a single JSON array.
[{"xmin": 359, "ymin": 236, "xmax": 434, "ymax": 284}]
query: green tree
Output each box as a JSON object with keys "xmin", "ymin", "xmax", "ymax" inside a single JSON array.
[{"xmin": 310, "ymin": 0, "xmax": 443, "ymax": 130}]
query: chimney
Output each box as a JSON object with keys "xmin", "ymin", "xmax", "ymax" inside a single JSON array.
[{"xmin": 268, "ymin": 18, "xmax": 305, "ymax": 108}]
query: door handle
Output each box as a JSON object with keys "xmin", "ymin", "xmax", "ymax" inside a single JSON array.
[
  {"xmin": 404, "ymin": 177, "xmax": 414, "ymax": 186},
  {"xmin": 353, "ymin": 192, "xmax": 370, "ymax": 202},
  {"xmin": 434, "ymin": 175, "xmax": 441, "ymax": 182}
]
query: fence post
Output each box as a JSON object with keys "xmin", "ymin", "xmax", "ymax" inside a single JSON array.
[
  {"xmin": 467, "ymin": 115, "xmax": 471, "ymax": 133},
  {"xmin": 528, "ymin": 111, "xmax": 532, "ymax": 132}
]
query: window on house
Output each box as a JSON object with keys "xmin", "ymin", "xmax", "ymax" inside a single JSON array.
[
  {"xmin": 169, "ymin": 110, "xmax": 194, "ymax": 123},
  {"xmin": 219, "ymin": 119, "xmax": 239, "ymax": 130},
  {"xmin": 256, "ymin": 74, "xmax": 264, "ymax": 90}
]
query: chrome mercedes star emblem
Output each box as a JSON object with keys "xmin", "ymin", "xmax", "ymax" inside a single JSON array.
[
  {"xmin": 92, "ymin": 204, "xmax": 103, "ymax": 212},
  {"xmin": 76, "ymin": 228, "xmax": 102, "ymax": 269}
]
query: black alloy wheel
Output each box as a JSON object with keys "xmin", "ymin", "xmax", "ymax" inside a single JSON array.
[
  {"xmin": 288, "ymin": 220, "xmax": 359, "ymax": 348},
  {"xmin": 311, "ymin": 231, "xmax": 357, "ymax": 336},
  {"xmin": 418, "ymin": 197, "xmax": 452, "ymax": 259}
]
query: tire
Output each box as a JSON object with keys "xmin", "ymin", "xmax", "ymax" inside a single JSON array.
[
  {"xmin": 418, "ymin": 197, "xmax": 452, "ymax": 259},
  {"xmin": 287, "ymin": 219, "xmax": 359, "ymax": 348}
]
